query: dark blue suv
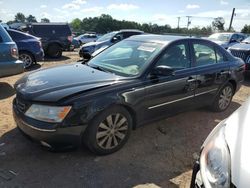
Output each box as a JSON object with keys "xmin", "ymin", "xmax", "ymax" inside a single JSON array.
[
  {"xmin": 7, "ymin": 29, "xmax": 44, "ymax": 68},
  {"xmin": 0, "ymin": 25, "xmax": 24, "ymax": 77}
]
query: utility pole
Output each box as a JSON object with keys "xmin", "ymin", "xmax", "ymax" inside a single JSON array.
[
  {"xmin": 177, "ymin": 17, "xmax": 180, "ymax": 29},
  {"xmin": 186, "ymin": 16, "xmax": 192, "ymax": 29},
  {"xmin": 229, "ymin": 8, "xmax": 235, "ymax": 31}
]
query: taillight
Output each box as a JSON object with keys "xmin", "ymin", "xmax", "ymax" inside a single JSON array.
[
  {"xmin": 67, "ymin": 36, "xmax": 73, "ymax": 42},
  {"xmin": 244, "ymin": 63, "xmax": 247, "ymax": 71},
  {"xmin": 11, "ymin": 46, "xmax": 19, "ymax": 59}
]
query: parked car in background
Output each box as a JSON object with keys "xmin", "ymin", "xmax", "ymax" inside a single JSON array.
[
  {"xmin": 13, "ymin": 35, "xmax": 244, "ymax": 155},
  {"xmin": 21, "ymin": 23, "xmax": 72, "ymax": 58},
  {"xmin": 79, "ymin": 29, "xmax": 144, "ymax": 57},
  {"xmin": 0, "ymin": 25, "xmax": 24, "ymax": 77},
  {"xmin": 0, "ymin": 23, "xmax": 9, "ymax": 29},
  {"xmin": 191, "ymin": 97, "xmax": 250, "ymax": 188},
  {"xmin": 208, "ymin": 32, "xmax": 246, "ymax": 49},
  {"xmin": 228, "ymin": 36, "xmax": 250, "ymax": 74},
  {"xmin": 69, "ymin": 38, "xmax": 81, "ymax": 51},
  {"xmin": 7, "ymin": 29, "xmax": 44, "ymax": 68},
  {"xmin": 75, "ymin": 33, "xmax": 98, "ymax": 45}
]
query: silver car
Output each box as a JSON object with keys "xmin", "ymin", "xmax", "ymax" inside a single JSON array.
[
  {"xmin": 208, "ymin": 32, "xmax": 246, "ymax": 49},
  {"xmin": 0, "ymin": 25, "xmax": 24, "ymax": 78},
  {"xmin": 191, "ymin": 97, "xmax": 250, "ymax": 188}
]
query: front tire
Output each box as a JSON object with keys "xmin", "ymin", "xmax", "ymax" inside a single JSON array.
[
  {"xmin": 211, "ymin": 83, "xmax": 234, "ymax": 112},
  {"xmin": 84, "ymin": 106, "xmax": 132, "ymax": 155}
]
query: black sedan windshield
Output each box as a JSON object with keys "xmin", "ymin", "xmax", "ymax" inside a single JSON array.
[
  {"xmin": 242, "ymin": 37, "xmax": 250, "ymax": 43},
  {"xmin": 88, "ymin": 40, "xmax": 163, "ymax": 77},
  {"xmin": 97, "ymin": 32, "xmax": 117, "ymax": 42},
  {"xmin": 209, "ymin": 33, "xmax": 231, "ymax": 42}
]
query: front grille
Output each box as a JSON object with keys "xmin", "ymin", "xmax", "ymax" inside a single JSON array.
[
  {"xmin": 246, "ymin": 55, "xmax": 250, "ymax": 63},
  {"xmin": 230, "ymin": 50, "xmax": 250, "ymax": 63},
  {"xmin": 16, "ymin": 98, "xmax": 28, "ymax": 113}
]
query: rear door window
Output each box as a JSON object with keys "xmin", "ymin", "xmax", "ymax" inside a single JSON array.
[
  {"xmin": 32, "ymin": 25, "xmax": 71, "ymax": 36},
  {"xmin": 193, "ymin": 43, "xmax": 216, "ymax": 67},
  {"xmin": 193, "ymin": 42, "xmax": 228, "ymax": 66}
]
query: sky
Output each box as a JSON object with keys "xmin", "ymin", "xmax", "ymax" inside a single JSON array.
[{"xmin": 0, "ymin": 0, "xmax": 250, "ymax": 31}]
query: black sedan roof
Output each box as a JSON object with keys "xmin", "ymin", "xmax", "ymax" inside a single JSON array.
[{"xmin": 127, "ymin": 34, "xmax": 190, "ymax": 45}]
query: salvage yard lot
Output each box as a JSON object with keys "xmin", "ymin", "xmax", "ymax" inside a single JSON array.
[{"xmin": 0, "ymin": 51, "xmax": 250, "ymax": 188}]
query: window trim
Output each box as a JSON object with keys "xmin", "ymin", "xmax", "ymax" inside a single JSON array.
[
  {"xmin": 190, "ymin": 41, "xmax": 218, "ymax": 68},
  {"xmin": 215, "ymin": 47, "xmax": 228, "ymax": 64}
]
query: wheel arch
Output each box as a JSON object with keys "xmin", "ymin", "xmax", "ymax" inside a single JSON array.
[
  {"xmin": 85, "ymin": 101, "xmax": 138, "ymax": 131},
  {"xmin": 47, "ymin": 42, "xmax": 63, "ymax": 48},
  {"xmin": 228, "ymin": 79, "xmax": 237, "ymax": 95},
  {"xmin": 19, "ymin": 50, "xmax": 35, "ymax": 62},
  {"xmin": 116, "ymin": 103, "xmax": 137, "ymax": 130}
]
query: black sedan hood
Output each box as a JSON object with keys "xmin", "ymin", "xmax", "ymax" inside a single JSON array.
[{"xmin": 15, "ymin": 63, "xmax": 123, "ymax": 102}]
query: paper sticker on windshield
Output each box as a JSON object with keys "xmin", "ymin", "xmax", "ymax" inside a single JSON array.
[{"xmin": 137, "ymin": 46, "xmax": 156, "ymax": 52}]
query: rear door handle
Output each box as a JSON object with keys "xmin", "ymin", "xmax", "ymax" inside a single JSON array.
[
  {"xmin": 187, "ymin": 78, "xmax": 196, "ymax": 83},
  {"xmin": 219, "ymin": 71, "xmax": 228, "ymax": 75}
]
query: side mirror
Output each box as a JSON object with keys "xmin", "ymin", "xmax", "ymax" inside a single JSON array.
[
  {"xmin": 82, "ymin": 52, "xmax": 92, "ymax": 61},
  {"xmin": 111, "ymin": 36, "xmax": 121, "ymax": 43},
  {"xmin": 230, "ymin": 39, "xmax": 238, "ymax": 43},
  {"xmin": 151, "ymin": 65, "xmax": 175, "ymax": 77}
]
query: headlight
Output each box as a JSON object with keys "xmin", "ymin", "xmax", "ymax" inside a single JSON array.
[
  {"xmin": 200, "ymin": 123, "xmax": 230, "ymax": 188},
  {"xmin": 25, "ymin": 104, "xmax": 71, "ymax": 123}
]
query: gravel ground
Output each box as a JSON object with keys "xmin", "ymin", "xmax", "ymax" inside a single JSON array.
[{"xmin": 0, "ymin": 51, "xmax": 250, "ymax": 188}]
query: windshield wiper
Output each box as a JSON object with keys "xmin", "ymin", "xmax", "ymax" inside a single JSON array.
[{"xmin": 88, "ymin": 64, "xmax": 112, "ymax": 73}]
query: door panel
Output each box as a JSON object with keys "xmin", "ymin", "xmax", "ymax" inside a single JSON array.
[
  {"xmin": 143, "ymin": 41, "xmax": 196, "ymax": 122},
  {"xmin": 144, "ymin": 70, "xmax": 196, "ymax": 122}
]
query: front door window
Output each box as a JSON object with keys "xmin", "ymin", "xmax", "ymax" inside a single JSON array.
[{"xmin": 155, "ymin": 43, "xmax": 190, "ymax": 70}]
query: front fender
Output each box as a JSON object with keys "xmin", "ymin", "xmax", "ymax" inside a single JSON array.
[{"xmin": 63, "ymin": 86, "xmax": 144, "ymax": 128}]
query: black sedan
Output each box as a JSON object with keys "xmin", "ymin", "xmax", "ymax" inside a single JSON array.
[
  {"xmin": 228, "ymin": 36, "xmax": 250, "ymax": 74},
  {"xmin": 13, "ymin": 35, "xmax": 245, "ymax": 155}
]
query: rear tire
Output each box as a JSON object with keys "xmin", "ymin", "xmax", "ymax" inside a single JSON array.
[
  {"xmin": 47, "ymin": 44, "xmax": 62, "ymax": 58},
  {"xmin": 84, "ymin": 106, "xmax": 132, "ymax": 155},
  {"xmin": 19, "ymin": 52, "xmax": 34, "ymax": 68},
  {"xmin": 211, "ymin": 83, "xmax": 234, "ymax": 112}
]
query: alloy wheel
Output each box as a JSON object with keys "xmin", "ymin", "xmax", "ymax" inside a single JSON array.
[
  {"xmin": 20, "ymin": 53, "xmax": 33, "ymax": 68},
  {"xmin": 96, "ymin": 113, "xmax": 128, "ymax": 150},
  {"xmin": 218, "ymin": 86, "xmax": 233, "ymax": 110}
]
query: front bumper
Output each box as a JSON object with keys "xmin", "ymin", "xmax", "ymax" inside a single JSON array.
[
  {"xmin": 13, "ymin": 100, "xmax": 86, "ymax": 148},
  {"xmin": 190, "ymin": 161, "xmax": 236, "ymax": 188},
  {"xmin": 190, "ymin": 161, "xmax": 204, "ymax": 188},
  {"xmin": 34, "ymin": 49, "xmax": 44, "ymax": 62}
]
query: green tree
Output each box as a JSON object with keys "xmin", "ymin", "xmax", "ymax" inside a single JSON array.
[
  {"xmin": 241, "ymin": 24, "xmax": 250, "ymax": 34},
  {"xmin": 71, "ymin": 18, "xmax": 82, "ymax": 32},
  {"xmin": 14, "ymin": 12, "xmax": 26, "ymax": 22},
  {"xmin": 26, "ymin": 15, "xmax": 37, "ymax": 23},
  {"xmin": 41, "ymin": 18, "xmax": 50, "ymax": 23},
  {"xmin": 69, "ymin": 14, "xmax": 214, "ymax": 37},
  {"xmin": 212, "ymin": 17, "xmax": 225, "ymax": 31}
]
